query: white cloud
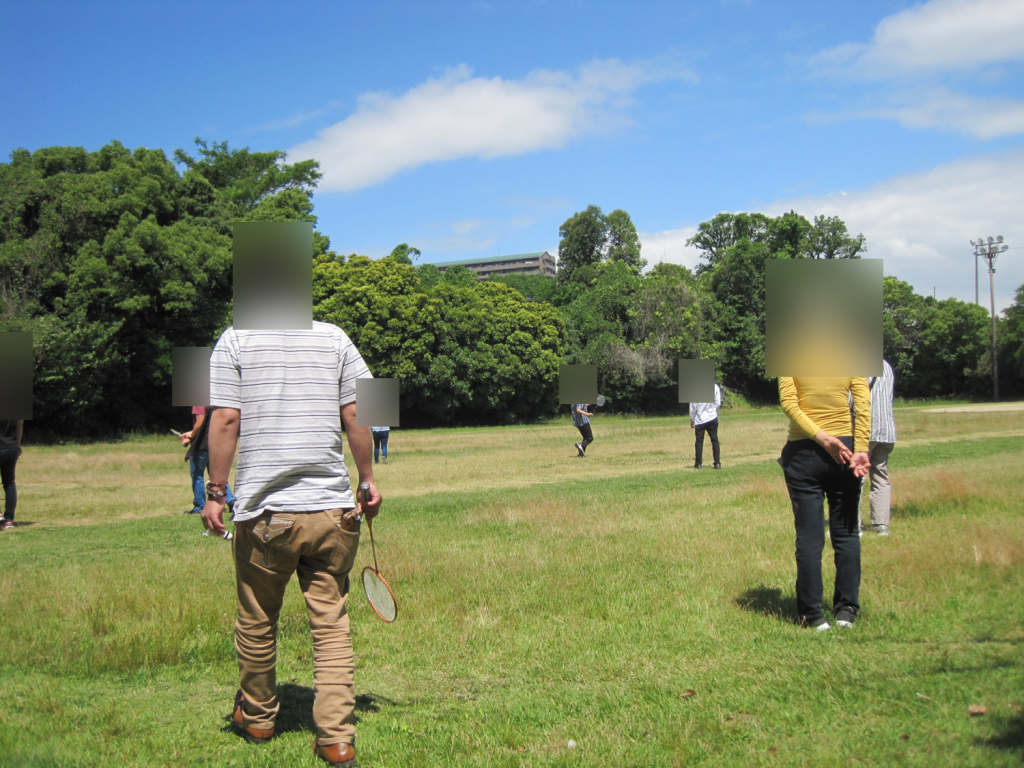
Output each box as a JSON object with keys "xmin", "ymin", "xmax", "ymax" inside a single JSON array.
[
  {"xmin": 241, "ymin": 101, "xmax": 344, "ymax": 133},
  {"xmin": 818, "ymin": 88, "xmax": 1024, "ymax": 140},
  {"xmin": 288, "ymin": 60, "xmax": 691, "ymax": 192},
  {"xmin": 766, "ymin": 149, "xmax": 1024, "ymax": 312},
  {"xmin": 638, "ymin": 225, "xmax": 702, "ymax": 272},
  {"xmin": 813, "ymin": 0, "xmax": 1024, "ymax": 77},
  {"xmin": 808, "ymin": 0, "xmax": 1024, "ymax": 138},
  {"xmin": 642, "ymin": 150, "xmax": 1024, "ymax": 312}
]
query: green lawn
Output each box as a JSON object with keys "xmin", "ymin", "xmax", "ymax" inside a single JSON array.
[{"xmin": 1, "ymin": 407, "xmax": 1022, "ymax": 767}]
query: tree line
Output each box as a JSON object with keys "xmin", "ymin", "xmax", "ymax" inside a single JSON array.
[{"xmin": 1, "ymin": 140, "xmax": 1022, "ymax": 437}]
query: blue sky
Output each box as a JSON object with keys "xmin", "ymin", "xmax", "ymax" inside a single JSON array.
[{"xmin": 3, "ymin": 0, "xmax": 1023, "ymax": 310}]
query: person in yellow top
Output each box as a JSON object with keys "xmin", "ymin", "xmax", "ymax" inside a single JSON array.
[{"xmin": 778, "ymin": 377, "xmax": 871, "ymax": 632}]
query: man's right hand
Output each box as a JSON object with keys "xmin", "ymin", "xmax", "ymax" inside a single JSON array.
[{"xmin": 357, "ymin": 481, "xmax": 382, "ymax": 521}]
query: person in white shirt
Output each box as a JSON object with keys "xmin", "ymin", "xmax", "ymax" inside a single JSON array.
[
  {"xmin": 689, "ymin": 383, "xmax": 722, "ymax": 469},
  {"xmin": 202, "ymin": 322, "xmax": 381, "ymax": 768}
]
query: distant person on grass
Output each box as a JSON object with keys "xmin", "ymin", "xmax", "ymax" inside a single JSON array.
[
  {"xmin": 0, "ymin": 419, "xmax": 23, "ymax": 531},
  {"xmin": 778, "ymin": 377, "xmax": 871, "ymax": 633},
  {"xmin": 689, "ymin": 383, "xmax": 722, "ymax": 469},
  {"xmin": 181, "ymin": 406, "xmax": 235, "ymax": 529},
  {"xmin": 864, "ymin": 360, "xmax": 897, "ymax": 537},
  {"xmin": 572, "ymin": 404, "xmax": 594, "ymax": 457},
  {"xmin": 371, "ymin": 426, "xmax": 390, "ymax": 464},
  {"xmin": 203, "ymin": 321, "xmax": 381, "ymax": 768}
]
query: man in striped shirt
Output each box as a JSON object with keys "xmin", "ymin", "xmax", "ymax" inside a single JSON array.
[
  {"xmin": 864, "ymin": 359, "xmax": 897, "ymax": 536},
  {"xmin": 202, "ymin": 321, "xmax": 380, "ymax": 768}
]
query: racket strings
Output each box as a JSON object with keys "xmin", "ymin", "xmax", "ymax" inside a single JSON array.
[{"xmin": 362, "ymin": 568, "xmax": 397, "ymax": 621}]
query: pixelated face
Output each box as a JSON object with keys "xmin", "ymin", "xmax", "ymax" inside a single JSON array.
[
  {"xmin": 232, "ymin": 222, "xmax": 313, "ymax": 330},
  {"xmin": 558, "ymin": 365, "xmax": 598, "ymax": 404},
  {"xmin": 356, "ymin": 379, "xmax": 401, "ymax": 427},
  {"xmin": 765, "ymin": 259, "xmax": 883, "ymax": 378}
]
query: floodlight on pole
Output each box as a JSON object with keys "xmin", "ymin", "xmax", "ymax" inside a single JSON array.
[{"xmin": 969, "ymin": 236, "xmax": 1010, "ymax": 400}]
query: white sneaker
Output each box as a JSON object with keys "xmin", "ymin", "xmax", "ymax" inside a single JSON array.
[
  {"xmin": 814, "ymin": 621, "xmax": 831, "ymax": 633},
  {"xmin": 875, "ymin": 525, "xmax": 889, "ymax": 537}
]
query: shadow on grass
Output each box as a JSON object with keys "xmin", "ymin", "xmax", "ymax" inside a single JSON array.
[
  {"xmin": 736, "ymin": 586, "xmax": 797, "ymax": 623},
  {"xmin": 223, "ymin": 684, "xmax": 401, "ymax": 737},
  {"xmin": 977, "ymin": 709, "xmax": 1024, "ymax": 756}
]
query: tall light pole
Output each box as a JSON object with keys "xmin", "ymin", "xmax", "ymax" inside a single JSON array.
[{"xmin": 970, "ymin": 236, "xmax": 1008, "ymax": 400}]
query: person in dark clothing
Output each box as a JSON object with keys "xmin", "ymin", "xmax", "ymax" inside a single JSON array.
[
  {"xmin": 181, "ymin": 406, "xmax": 235, "ymax": 522},
  {"xmin": 572, "ymin": 404, "xmax": 594, "ymax": 457},
  {"xmin": 0, "ymin": 420, "xmax": 23, "ymax": 530},
  {"xmin": 778, "ymin": 377, "xmax": 871, "ymax": 632}
]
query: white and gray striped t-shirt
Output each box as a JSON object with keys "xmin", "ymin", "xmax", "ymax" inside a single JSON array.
[
  {"xmin": 869, "ymin": 359, "xmax": 897, "ymax": 444},
  {"xmin": 209, "ymin": 322, "xmax": 372, "ymax": 521}
]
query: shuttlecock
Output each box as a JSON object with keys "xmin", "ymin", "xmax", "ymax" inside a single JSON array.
[{"xmin": 567, "ymin": 740, "xmax": 577, "ymax": 749}]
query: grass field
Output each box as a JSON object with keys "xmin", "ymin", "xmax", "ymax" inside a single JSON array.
[{"xmin": 1, "ymin": 405, "xmax": 1022, "ymax": 767}]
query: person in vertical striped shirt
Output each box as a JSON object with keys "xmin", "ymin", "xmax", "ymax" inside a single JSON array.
[
  {"xmin": 203, "ymin": 321, "xmax": 380, "ymax": 768},
  {"xmin": 864, "ymin": 359, "xmax": 897, "ymax": 536}
]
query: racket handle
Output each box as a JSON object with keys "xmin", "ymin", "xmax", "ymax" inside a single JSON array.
[{"xmin": 356, "ymin": 481, "xmax": 371, "ymax": 521}]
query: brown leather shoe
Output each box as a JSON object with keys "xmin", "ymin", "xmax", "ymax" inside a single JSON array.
[
  {"xmin": 232, "ymin": 689, "xmax": 274, "ymax": 744},
  {"xmin": 314, "ymin": 740, "xmax": 358, "ymax": 767}
]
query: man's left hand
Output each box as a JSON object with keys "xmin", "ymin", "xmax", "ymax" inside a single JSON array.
[{"xmin": 202, "ymin": 499, "xmax": 227, "ymax": 537}]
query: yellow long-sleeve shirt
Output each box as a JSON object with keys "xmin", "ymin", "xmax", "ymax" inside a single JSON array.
[{"xmin": 778, "ymin": 377, "xmax": 871, "ymax": 453}]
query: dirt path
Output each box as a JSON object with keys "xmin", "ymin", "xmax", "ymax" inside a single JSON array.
[{"xmin": 919, "ymin": 402, "xmax": 1024, "ymax": 414}]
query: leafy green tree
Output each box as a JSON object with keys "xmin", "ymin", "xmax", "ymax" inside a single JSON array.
[
  {"xmin": 312, "ymin": 254, "xmax": 564, "ymax": 426},
  {"xmin": 686, "ymin": 213, "xmax": 771, "ymax": 275},
  {"xmin": 882, "ymin": 276, "xmax": 923, "ymax": 381},
  {"xmin": 0, "ymin": 139, "xmax": 325, "ymax": 437},
  {"xmin": 905, "ymin": 297, "xmax": 990, "ymax": 397},
  {"xmin": 766, "ymin": 211, "xmax": 812, "ymax": 258},
  {"xmin": 489, "ymin": 273, "xmax": 557, "ymax": 303},
  {"xmin": 997, "ymin": 283, "xmax": 1024, "ymax": 398},
  {"xmin": 441, "ymin": 264, "xmax": 479, "ymax": 288},
  {"xmin": 414, "ymin": 263, "xmax": 442, "ymax": 292},
  {"xmin": 388, "ymin": 243, "xmax": 421, "ymax": 265},
  {"xmin": 806, "ymin": 215, "xmax": 866, "ymax": 259},
  {"xmin": 703, "ymin": 240, "xmax": 779, "ymax": 400},
  {"xmin": 606, "ymin": 209, "xmax": 645, "ymax": 274},
  {"xmin": 557, "ymin": 205, "xmax": 607, "ymax": 284}
]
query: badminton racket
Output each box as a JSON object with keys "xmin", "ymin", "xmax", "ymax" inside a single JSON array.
[
  {"xmin": 169, "ymin": 428, "xmax": 183, "ymax": 437},
  {"xmin": 358, "ymin": 482, "xmax": 397, "ymax": 622},
  {"xmin": 596, "ymin": 395, "xmax": 606, "ymax": 408}
]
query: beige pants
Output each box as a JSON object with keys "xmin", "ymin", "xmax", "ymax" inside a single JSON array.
[
  {"xmin": 233, "ymin": 508, "xmax": 360, "ymax": 746},
  {"xmin": 865, "ymin": 441, "xmax": 895, "ymax": 526}
]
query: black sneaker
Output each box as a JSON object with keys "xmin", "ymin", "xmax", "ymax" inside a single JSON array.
[
  {"xmin": 692, "ymin": 463, "xmax": 702, "ymax": 469},
  {"xmin": 575, "ymin": 443, "xmax": 584, "ymax": 457},
  {"xmin": 806, "ymin": 617, "xmax": 831, "ymax": 632},
  {"xmin": 834, "ymin": 609, "xmax": 856, "ymax": 628},
  {"xmin": 713, "ymin": 462, "xmax": 722, "ymax": 469}
]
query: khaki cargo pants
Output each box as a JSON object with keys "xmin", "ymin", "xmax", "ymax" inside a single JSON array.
[{"xmin": 232, "ymin": 508, "xmax": 360, "ymax": 746}]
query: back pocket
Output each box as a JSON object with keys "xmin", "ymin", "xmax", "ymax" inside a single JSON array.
[{"xmin": 249, "ymin": 515, "xmax": 295, "ymax": 570}]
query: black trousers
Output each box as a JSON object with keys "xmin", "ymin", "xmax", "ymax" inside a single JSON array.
[
  {"xmin": 576, "ymin": 423, "xmax": 594, "ymax": 450},
  {"xmin": 694, "ymin": 418, "xmax": 720, "ymax": 465},
  {"xmin": 0, "ymin": 448, "xmax": 17, "ymax": 521},
  {"xmin": 781, "ymin": 437, "xmax": 862, "ymax": 624}
]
